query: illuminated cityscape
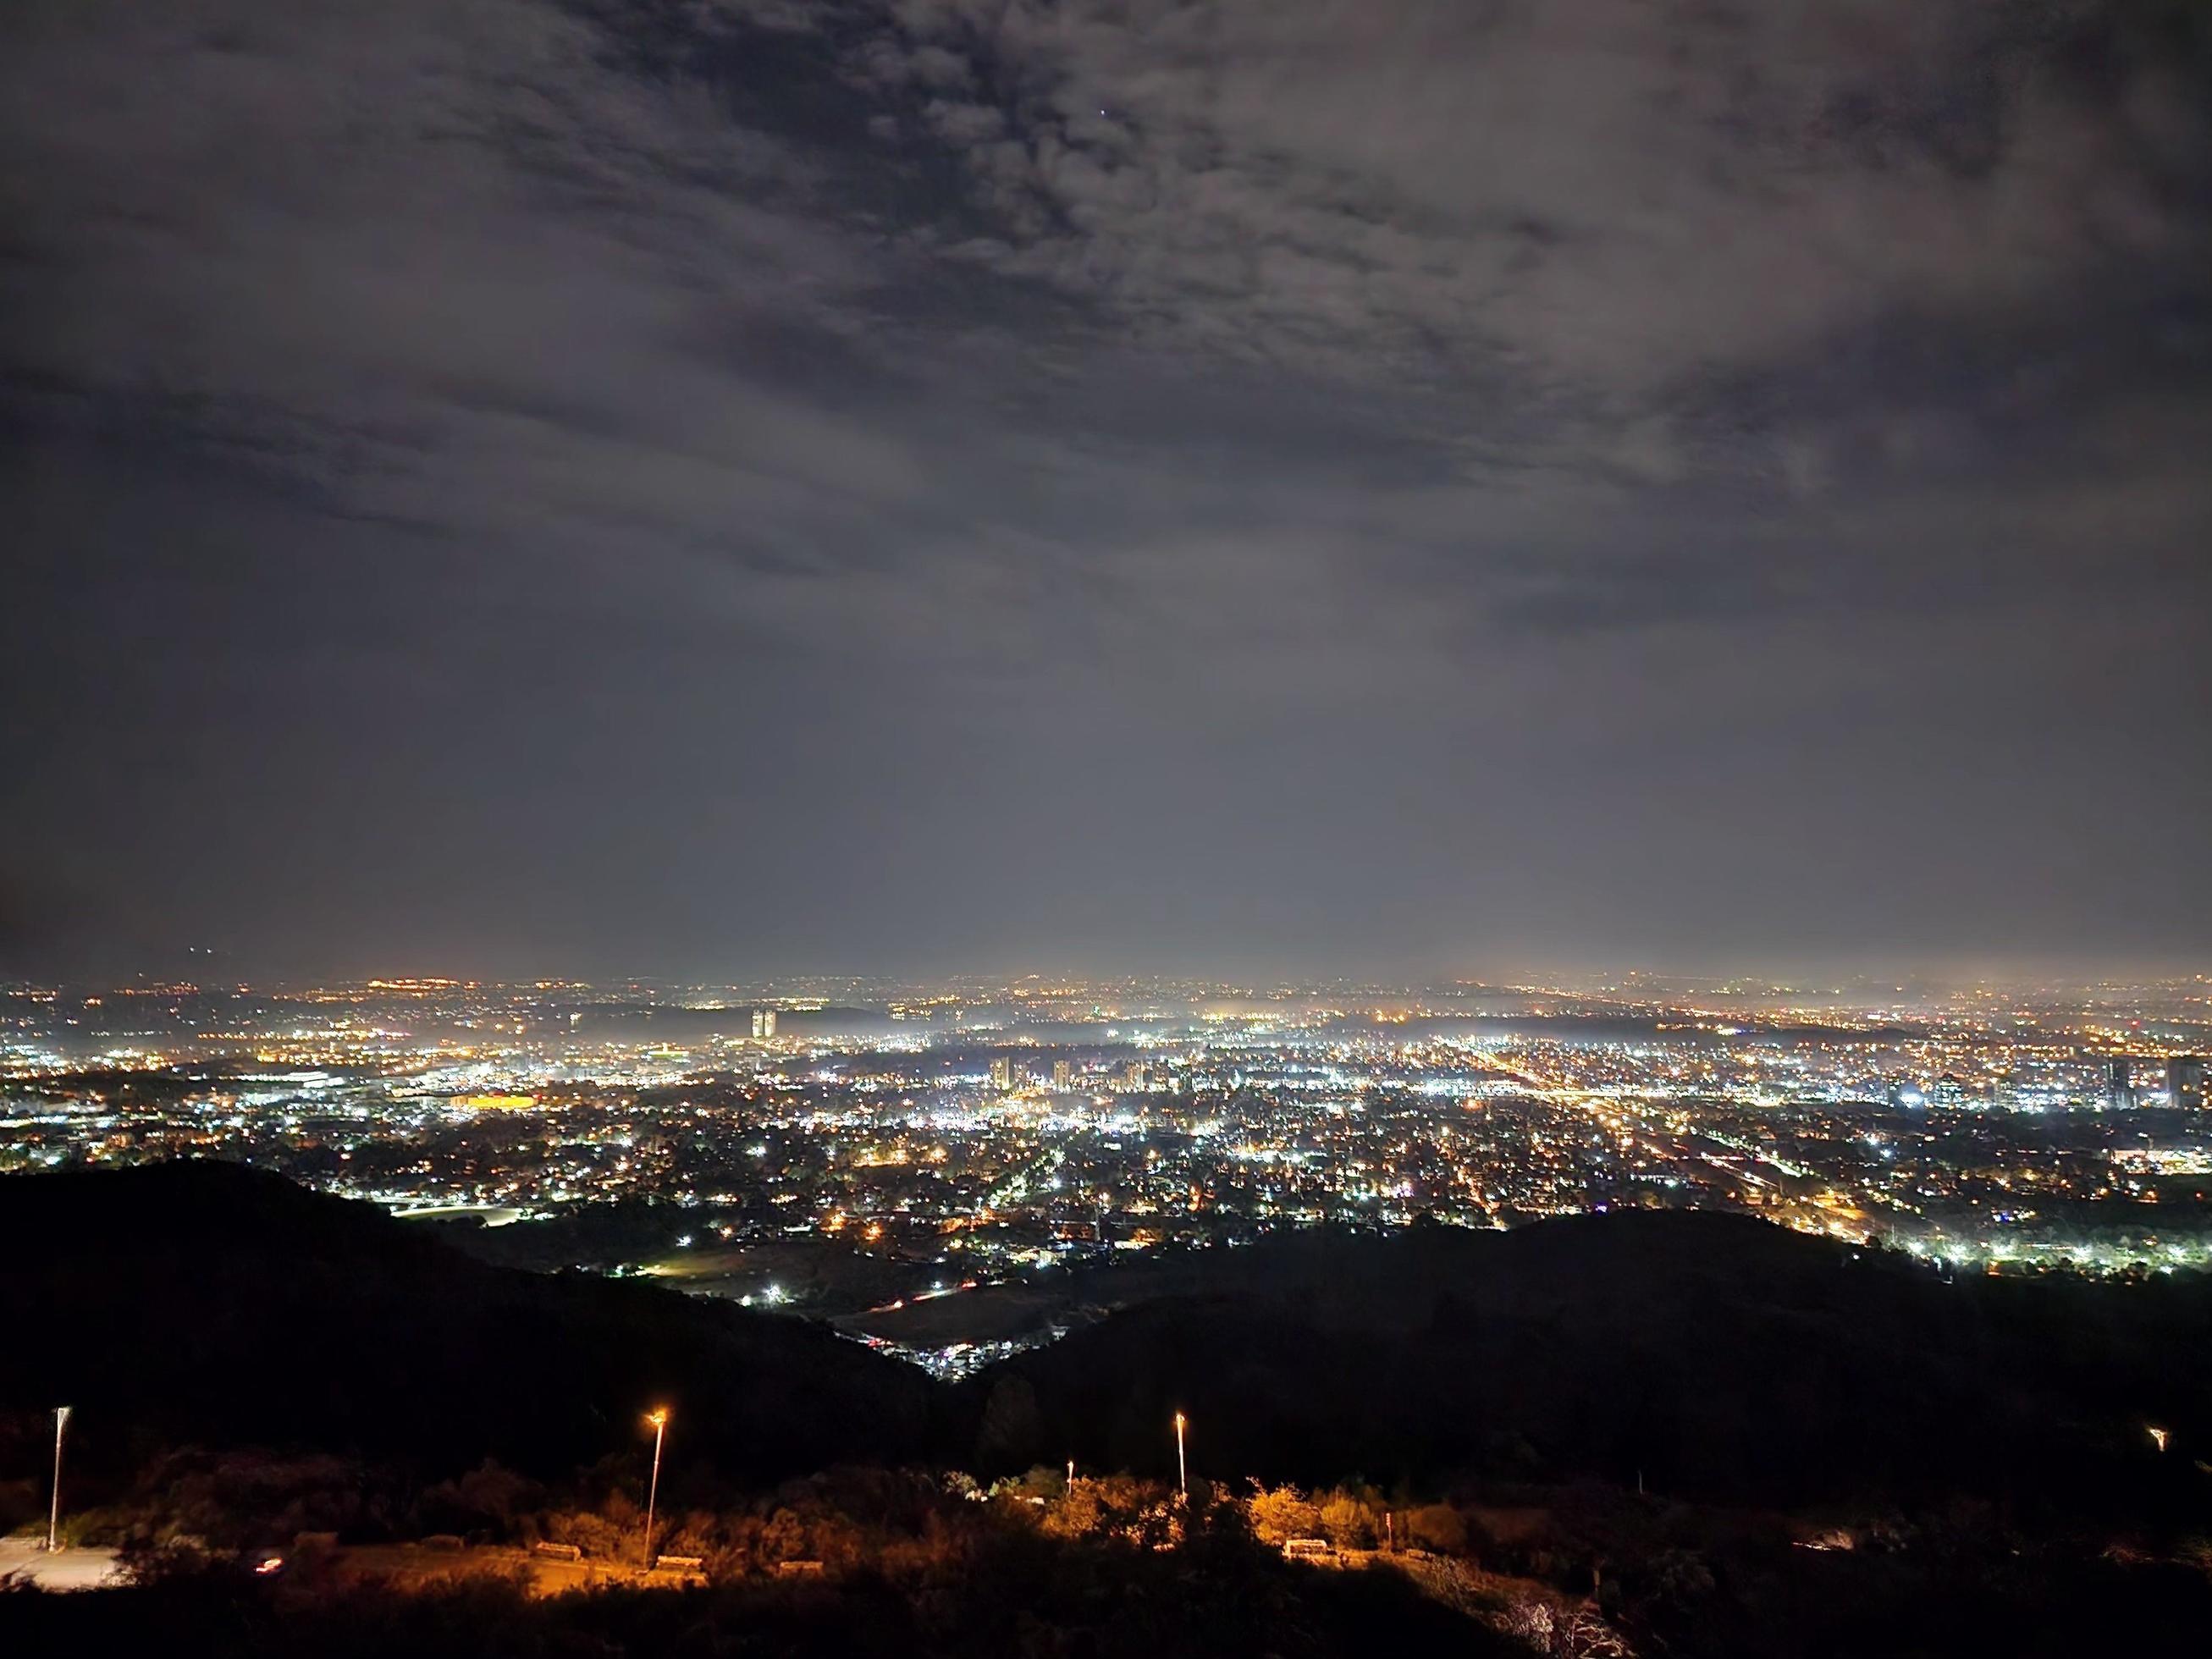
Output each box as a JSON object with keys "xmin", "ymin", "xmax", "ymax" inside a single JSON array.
[
  {"xmin": 5, "ymin": 0, "xmax": 2211, "ymax": 1645},
  {"xmin": 10, "ymin": 972, "xmax": 2207, "ymax": 1375}
]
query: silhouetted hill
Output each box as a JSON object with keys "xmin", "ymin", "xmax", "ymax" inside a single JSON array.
[
  {"xmin": 974, "ymin": 1213, "xmax": 2212, "ymax": 1514},
  {"xmin": 8, "ymin": 1164, "xmax": 2211, "ymax": 1536},
  {"xmin": 0, "ymin": 1161, "xmax": 936, "ymax": 1492}
]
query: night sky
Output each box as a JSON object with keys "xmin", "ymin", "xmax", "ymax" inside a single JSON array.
[{"xmin": 3, "ymin": 1, "xmax": 2208, "ymax": 981}]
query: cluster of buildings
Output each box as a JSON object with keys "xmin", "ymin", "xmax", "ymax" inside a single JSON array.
[
  {"xmin": 989, "ymin": 1054, "xmax": 1156, "ymax": 1094},
  {"xmin": 2106, "ymin": 1055, "xmax": 2205, "ymax": 1111}
]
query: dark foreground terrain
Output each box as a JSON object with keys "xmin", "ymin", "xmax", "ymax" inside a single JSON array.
[{"xmin": 4, "ymin": 1161, "xmax": 2210, "ymax": 1656}]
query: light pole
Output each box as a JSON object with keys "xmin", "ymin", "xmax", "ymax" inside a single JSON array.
[
  {"xmin": 1173, "ymin": 1411, "xmax": 1188, "ymax": 1501},
  {"xmin": 642, "ymin": 1408, "xmax": 669, "ymax": 1571},
  {"xmin": 47, "ymin": 1406, "xmax": 71, "ymax": 1553}
]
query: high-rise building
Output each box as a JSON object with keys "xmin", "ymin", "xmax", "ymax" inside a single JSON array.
[
  {"xmin": 1051, "ymin": 1058, "xmax": 1074, "ymax": 1090},
  {"xmin": 990, "ymin": 1055, "xmax": 1018, "ymax": 1091},
  {"xmin": 752, "ymin": 1006, "xmax": 776, "ymax": 1039},
  {"xmin": 2105, "ymin": 1057, "xmax": 2135, "ymax": 1110},
  {"xmin": 2171, "ymin": 1055, "xmax": 2207, "ymax": 1111}
]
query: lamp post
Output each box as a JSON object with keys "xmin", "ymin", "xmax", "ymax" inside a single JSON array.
[
  {"xmin": 642, "ymin": 1408, "xmax": 669, "ymax": 1570},
  {"xmin": 1173, "ymin": 1411, "xmax": 1188, "ymax": 1501},
  {"xmin": 47, "ymin": 1406, "xmax": 71, "ymax": 1553}
]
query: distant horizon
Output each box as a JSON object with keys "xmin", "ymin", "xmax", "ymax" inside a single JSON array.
[{"xmin": 12, "ymin": 958, "xmax": 2209, "ymax": 996}]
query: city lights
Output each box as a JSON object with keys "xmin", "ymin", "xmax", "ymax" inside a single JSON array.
[{"xmin": 5, "ymin": 973, "xmax": 2209, "ymax": 1387}]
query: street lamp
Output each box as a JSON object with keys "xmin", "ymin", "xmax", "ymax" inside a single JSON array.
[
  {"xmin": 642, "ymin": 1408, "xmax": 670, "ymax": 1570},
  {"xmin": 47, "ymin": 1406, "xmax": 72, "ymax": 1553},
  {"xmin": 1173, "ymin": 1411, "xmax": 1188, "ymax": 1501}
]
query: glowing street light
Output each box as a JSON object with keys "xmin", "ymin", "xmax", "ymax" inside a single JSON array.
[
  {"xmin": 47, "ymin": 1406, "xmax": 71, "ymax": 1553},
  {"xmin": 642, "ymin": 1408, "xmax": 670, "ymax": 1569},
  {"xmin": 2148, "ymin": 1425, "xmax": 2171, "ymax": 1453},
  {"xmin": 1173, "ymin": 1411, "xmax": 1188, "ymax": 1500}
]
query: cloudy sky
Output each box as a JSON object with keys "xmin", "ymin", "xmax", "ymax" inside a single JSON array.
[{"xmin": 3, "ymin": 0, "xmax": 2207, "ymax": 981}]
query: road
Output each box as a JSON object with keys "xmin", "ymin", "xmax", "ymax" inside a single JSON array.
[
  {"xmin": 0, "ymin": 1540, "xmax": 124, "ymax": 1590},
  {"xmin": 0, "ymin": 1537, "xmax": 705, "ymax": 1598}
]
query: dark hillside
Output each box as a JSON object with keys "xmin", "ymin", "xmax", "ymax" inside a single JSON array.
[
  {"xmin": 0, "ymin": 1161, "xmax": 937, "ymax": 1492},
  {"xmin": 979, "ymin": 1213, "xmax": 2212, "ymax": 1514}
]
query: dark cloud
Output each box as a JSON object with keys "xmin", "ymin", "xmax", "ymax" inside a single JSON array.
[{"xmin": 1, "ymin": 0, "xmax": 2206, "ymax": 978}]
